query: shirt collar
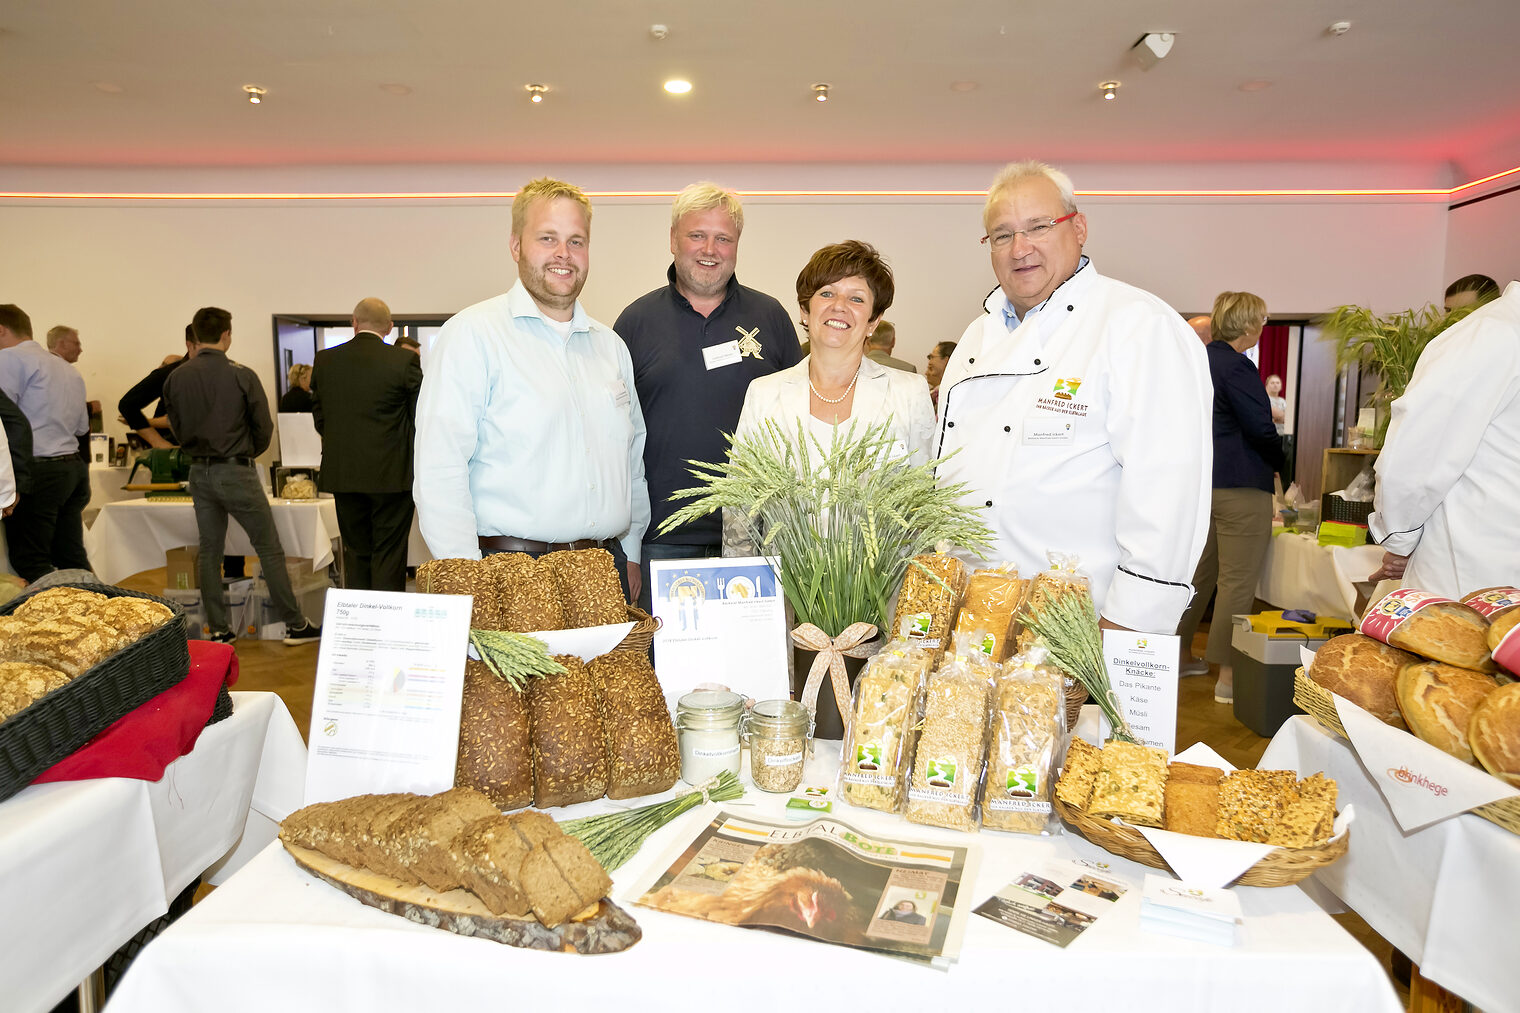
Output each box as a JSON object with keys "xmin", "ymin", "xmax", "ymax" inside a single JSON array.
[
  {"xmin": 506, "ymin": 280, "xmax": 590, "ymax": 335},
  {"xmin": 999, "ymin": 255, "xmax": 1091, "ymax": 329}
]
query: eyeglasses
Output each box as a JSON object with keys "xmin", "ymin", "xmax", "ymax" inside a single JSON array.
[{"xmin": 981, "ymin": 212, "xmax": 1078, "ymax": 248}]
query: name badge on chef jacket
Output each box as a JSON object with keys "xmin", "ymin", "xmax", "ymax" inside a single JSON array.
[
  {"xmin": 702, "ymin": 340, "xmax": 743, "ymax": 370},
  {"xmin": 1023, "ymin": 417, "xmax": 1075, "ymax": 446}
]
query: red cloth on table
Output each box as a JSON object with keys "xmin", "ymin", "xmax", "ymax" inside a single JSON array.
[{"xmin": 32, "ymin": 640, "xmax": 240, "ymax": 785}]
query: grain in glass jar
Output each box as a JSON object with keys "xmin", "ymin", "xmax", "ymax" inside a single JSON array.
[
  {"xmin": 743, "ymin": 699, "xmax": 810, "ymax": 793},
  {"xmin": 676, "ymin": 690, "xmax": 745, "ymax": 784}
]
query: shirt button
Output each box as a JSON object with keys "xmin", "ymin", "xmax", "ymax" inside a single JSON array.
[
  {"xmin": 1066, "ymin": 305, "xmax": 1074, "ymax": 311},
  {"xmin": 968, "ymin": 357, "xmax": 975, "ymax": 365}
]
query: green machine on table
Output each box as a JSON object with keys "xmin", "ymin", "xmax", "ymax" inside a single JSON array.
[{"xmin": 126, "ymin": 447, "xmax": 192, "ymax": 500}]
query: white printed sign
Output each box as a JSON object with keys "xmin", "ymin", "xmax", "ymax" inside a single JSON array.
[{"xmin": 1099, "ymin": 631, "xmax": 1180, "ymax": 754}]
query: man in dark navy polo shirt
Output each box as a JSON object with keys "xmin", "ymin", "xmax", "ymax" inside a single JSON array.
[{"xmin": 614, "ymin": 182, "xmax": 802, "ymax": 612}]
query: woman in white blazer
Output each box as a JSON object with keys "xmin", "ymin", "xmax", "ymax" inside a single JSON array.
[{"xmin": 725, "ymin": 241, "xmax": 935, "ymax": 554}]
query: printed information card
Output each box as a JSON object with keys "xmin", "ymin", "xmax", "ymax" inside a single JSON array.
[
  {"xmin": 1099, "ymin": 631, "xmax": 1180, "ymax": 753},
  {"xmin": 650, "ymin": 556, "xmax": 789, "ymax": 709},
  {"xmin": 304, "ymin": 589, "xmax": 473, "ymax": 805},
  {"xmin": 975, "ymin": 858, "xmax": 1133, "ymax": 948}
]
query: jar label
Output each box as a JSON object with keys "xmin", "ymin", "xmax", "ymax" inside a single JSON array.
[
  {"xmin": 692, "ymin": 744, "xmax": 740, "ymax": 760},
  {"xmin": 988, "ymin": 797, "xmax": 1051, "ymax": 814},
  {"xmin": 765, "ymin": 751, "xmax": 804, "ymax": 767}
]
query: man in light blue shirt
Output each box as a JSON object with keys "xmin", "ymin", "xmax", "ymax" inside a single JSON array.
[
  {"xmin": 414, "ymin": 177, "xmax": 649, "ymax": 601},
  {"xmin": 0, "ymin": 304, "xmax": 91, "ymax": 579}
]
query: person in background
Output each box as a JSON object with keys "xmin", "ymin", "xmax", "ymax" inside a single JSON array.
[
  {"xmin": 935, "ymin": 160, "xmax": 1211, "ymax": 636},
  {"xmin": 414, "ymin": 177, "xmax": 648, "ymax": 602},
  {"xmin": 279, "ymin": 363, "xmax": 314, "ymax": 413},
  {"xmin": 118, "ymin": 325, "xmax": 196, "ymax": 449},
  {"xmin": 395, "ymin": 333, "xmax": 422, "ymax": 359},
  {"xmin": 0, "ymin": 423, "xmax": 15, "ymax": 519},
  {"xmin": 1176, "ymin": 291, "xmax": 1284, "ymax": 704},
  {"xmin": 864, "ymin": 320, "xmax": 917, "ymax": 372},
  {"xmin": 1444, "ymin": 274, "xmax": 1500, "ymax": 311},
  {"xmin": 0, "ymin": 387, "xmax": 30, "ymax": 517},
  {"xmin": 1187, "ymin": 314, "xmax": 1212, "ymax": 344},
  {"xmin": 311, "ymin": 297, "xmax": 422, "ymax": 592},
  {"xmin": 925, "ymin": 340, "xmax": 956, "ymax": 410},
  {"xmin": 614, "ymin": 181, "xmax": 799, "ymax": 610},
  {"xmin": 163, "ymin": 307, "xmax": 321, "ymax": 645},
  {"xmin": 1265, "ymin": 374, "xmax": 1287, "ymax": 434},
  {"xmin": 45, "ymin": 326, "xmax": 81, "ymax": 365},
  {"xmin": 0, "ymin": 304, "xmax": 91, "ymax": 580},
  {"xmin": 1369, "ymin": 282, "xmax": 1520, "ymax": 595}
]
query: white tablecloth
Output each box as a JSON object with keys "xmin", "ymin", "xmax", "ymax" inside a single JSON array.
[
  {"xmin": 1257, "ymin": 532, "xmax": 1386, "ymax": 621},
  {"xmin": 109, "ymin": 747, "xmax": 1399, "ymax": 1013},
  {"xmin": 84, "ymin": 497, "xmax": 341, "ymax": 584},
  {"xmin": 1262, "ymin": 716, "xmax": 1520, "ymax": 1013},
  {"xmin": 85, "ymin": 465, "xmax": 136, "ymax": 525},
  {"xmin": 0, "ymin": 692, "xmax": 307, "ymax": 1013}
]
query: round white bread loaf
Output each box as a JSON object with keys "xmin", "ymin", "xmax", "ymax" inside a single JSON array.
[
  {"xmin": 1386, "ymin": 601, "xmax": 1496, "ymax": 673},
  {"xmin": 1309, "ymin": 634, "xmax": 1415, "ymax": 726},
  {"xmin": 1488, "ymin": 609, "xmax": 1520, "ymax": 655},
  {"xmin": 1469, "ymin": 683, "xmax": 1520, "ymax": 787},
  {"xmin": 1471, "ymin": 681, "xmax": 1520, "ymax": 784},
  {"xmin": 1395, "ymin": 661, "xmax": 1499, "ymax": 763}
]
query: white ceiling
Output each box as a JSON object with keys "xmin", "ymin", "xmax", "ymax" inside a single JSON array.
[{"xmin": 3, "ymin": 0, "xmax": 1518, "ymax": 181}]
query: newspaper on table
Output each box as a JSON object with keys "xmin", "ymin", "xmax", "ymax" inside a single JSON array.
[{"xmin": 629, "ymin": 809, "xmax": 979, "ymax": 965}]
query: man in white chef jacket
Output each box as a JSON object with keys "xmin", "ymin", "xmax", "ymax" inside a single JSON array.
[
  {"xmin": 935, "ymin": 161, "xmax": 1212, "ymax": 634},
  {"xmin": 1368, "ymin": 281, "xmax": 1520, "ymax": 596}
]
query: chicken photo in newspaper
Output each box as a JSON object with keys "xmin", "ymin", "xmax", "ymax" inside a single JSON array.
[{"xmin": 632, "ymin": 811, "xmax": 979, "ymax": 963}]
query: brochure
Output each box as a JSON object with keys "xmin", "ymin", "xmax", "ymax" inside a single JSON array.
[{"xmin": 974, "ymin": 857, "xmax": 1133, "ymax": 948}]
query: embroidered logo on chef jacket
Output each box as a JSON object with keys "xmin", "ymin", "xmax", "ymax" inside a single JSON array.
[
  {"xmin": 1052, "ymin": 377, "xmax": 1082, "ymax": 400},
  {"xmin": 735, "ymin": 325, "xmax": 764, "ymax": 360}
]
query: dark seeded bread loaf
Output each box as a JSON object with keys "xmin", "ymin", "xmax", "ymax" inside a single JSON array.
[
  {"xmin": 528, "ymin": 656, "xmax": 608, "ymax": 808},
  {"xmin": 587, "ymin": 651, "xmax": 679, "ymax": 800},
  {"xmin": 455, "ymin": 659, "xmax": 534, "ymax": 809}
]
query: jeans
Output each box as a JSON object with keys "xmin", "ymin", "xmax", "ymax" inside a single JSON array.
[
  {"xmin": 188, "ymin": 462, "xmax": 304, "ymax": 633},
  {"xmin": 2, "ymin": 455, "xmax": 90, "ymax": 581},
  {"xmin": 636, "ymin": 542, "xmax": 716, "ymax": 614}
]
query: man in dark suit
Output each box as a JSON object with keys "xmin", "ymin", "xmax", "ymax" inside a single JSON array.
[{"xmin": 310, "ymin": 298, "xmax": 423, "ymax": 592}]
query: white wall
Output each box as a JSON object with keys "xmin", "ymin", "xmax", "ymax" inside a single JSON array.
[
  {"xmin": 0, "ymin": 160, "xmax": 1461, "ymax": 449},
  {"xmin": 1445, "ymin": 186, "xmax": 1520, "ymax": 289}
]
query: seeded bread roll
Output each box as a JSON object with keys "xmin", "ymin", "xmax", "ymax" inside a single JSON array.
[
  {"xmin": 587, "ymin": 651, "xmax": 679, "ymax": 800},
  {"xmin": 1386, "ymin": 602, "xmax": 1496, "ymax": 673},
  {"xmin": 1309, "ymin": 634, "xmax": 1415, "ymax": 727},
  {"xmin": 1470, "ymin": 683, "xmax": 1520, "ymax": 787},
  {"xmin": 455, "ymin": 659, "xmax": 534, "ymax": 809},
  {"xmin": 528, "ymin": 655, "xmax": 609, "ymax": 807},
  {"xmin": 484, "ymin": 552, "xmax": 566, "ymax": 632},
  {"xmin": 1395, "ymin": 661, "xmax": 1499, "ymax": 763},
  {"xmin": 416, "ymin": 558, "xmax": 505, "ymax": 630}
]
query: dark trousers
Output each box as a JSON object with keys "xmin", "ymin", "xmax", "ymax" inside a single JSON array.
[
  {"xmin": 3, "ymin": 455, "xmax": 90, "ymax": 581},
  {"xmin": 187, "ymin": 461, "xmax": 304, "ymax": 633},
  {"xmin": 334, "ymin": 491, "xmax": 414, "ymax": 592},
  {"xmin": 482, "ymin": 538, "xmax": 633, "ymax": 604}
]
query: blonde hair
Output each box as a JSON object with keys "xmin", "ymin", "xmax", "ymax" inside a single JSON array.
[
  {"xmin": 286, "ymin": 363, "xmax": 312, "ymax": 387},
  {"xmin": 511, "ymin": 177, "xmax": 592, "ymax": 238},
  {"xmin": 1211, "ymin": 291, "xmax": 1268, "ymax": 343},
  {"xmin": 984, "ymin": 160, "xmax": 1078, "ymax": 229},
  {"xmin": 671, "ymin": 181, "xmax": 744, "ymax": 234}
]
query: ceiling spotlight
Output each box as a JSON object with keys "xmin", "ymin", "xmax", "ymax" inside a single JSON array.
[
  {"xmin": 1131, "ymin": 32, "xmax": 1175, "ymax": 70},
  {"xmin": 663, "ymin": 79, "xmax": 693, "ymax": 95},
  {"xmin": 1100, "ymin": 80, "xmax": 1121, "ymax": 101},
  {"xmin": 812, "ymin": 83, "xmax": 830, "ymax": 102},
  {"xmin": 243, "ymin": 84, "xmax": 267, "ymax": 105},
  {"xmin": 526, "ymin": 83, "xmax": 547, "ymax": 103},
  {"xmin": 649, "ymin": 24, "xmax": 669, "ymax": 40},
  {"xmin": 1327, "ymin": 20, "xmax": 1352, "ymax": 36}
]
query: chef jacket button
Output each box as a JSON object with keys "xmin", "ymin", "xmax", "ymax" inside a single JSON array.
[
  {"xmin": 1004, "ymin": 426, "xmax": 1011, "ymax": 433},
  {"xmin": 1066, "ymin": 305, "xmax": 1074, "ymax": 311},
  {"xmin": 1034, "ymin": 358, "xmax": 1041, "ymax": 365},
  {"xmin": 947, "ymin": 421, "xmax": 955, "ymax": 428},
  {"xmin": 968, "ymin": 357, "xmax": 975, "ymax": 364},
  {"xmin": 985, "ymin": 500, "xmax": 994, "ymax": 508}
]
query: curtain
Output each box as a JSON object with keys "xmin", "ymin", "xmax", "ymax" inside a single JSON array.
[{"xmin": 1257, "ymin": 323, "xmax": 1290, "ymax": 391}]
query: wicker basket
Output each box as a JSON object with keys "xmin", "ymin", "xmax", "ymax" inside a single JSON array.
[
  {"xmin": 616, "ymin": 605, "xmax": 661, "ymax": 654},
  {"xmin": 1063, "ymin": 678, "xmax": 1089, "ymax": 730},
  {"xmin": 1293, "ymin": 668, "xmax": 1520, "ymax": 835},
  {"xmin": 0, "ymin": 583, "xmax": 191, "ymax": 803},
  {"xmin": 1052, "ymin": 795, "xmax": 1349, "ymax": 887}
]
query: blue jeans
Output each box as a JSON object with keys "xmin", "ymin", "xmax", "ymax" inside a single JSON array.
[
  {"xmin": 637, "ymin": 542, "xmax": 716, "ymax": 614},
  {"xmin": 188, "ymin": 462, "xmax": 304, "ymax": 633}
]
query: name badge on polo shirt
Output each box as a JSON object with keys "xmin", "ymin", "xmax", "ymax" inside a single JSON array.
[
  {"xmin": 702, "ymin": 340, "xmax": 743, "ymax": 370},
  {"xmin": 1023, "ymin": 417, "xmax": 1075, "ymax": 446}
]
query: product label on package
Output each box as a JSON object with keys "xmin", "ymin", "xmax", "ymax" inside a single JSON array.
[
  {"xmin": 1358, "ymin": 588, "xmax": 1455, "ymax": 643},
  {"xmin": 1005, "ymin": 765, "xmax": 1042, "ymax": 797},
  {"xmin": 925, "ymin": 756, "xmax": 958, "ymax": 788},
  {"xmin": 1462, "ymin": 587, "xmax": 1520, "ymax": 619},
  {"xmin": 843, "ymin": 771, "xmax": 898, "ymax": 787},
  {"xmin": 987, "ymin": 797, "xmax": 1052, "ymax": 814},
  {"xmin": 905, "ymin": 612, "xmax": 932, "ymax": 638},
  {"xmin": 909, "ymin": 787, "xmax": 971, "ymax": 806}
]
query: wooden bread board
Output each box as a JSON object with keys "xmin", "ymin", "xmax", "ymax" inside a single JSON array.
[{"xmin": 283, "ymin": 843, "xmax": 641, "ymax": 954}]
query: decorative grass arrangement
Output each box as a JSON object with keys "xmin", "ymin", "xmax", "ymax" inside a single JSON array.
[
  {"xmin": 468, "ymin": 629, "xmax": 566, "ymax": 690},
  {"xmin": 559, "ymin": 770, "xmax": 744, "ymax": 871},
  {"xmin": 659, "ymin": 418, "xmax": 993, "ymax": 638},
  {"xmin": 1020, "ymin": 591, "xmax": 1138, "ymax": 744}
]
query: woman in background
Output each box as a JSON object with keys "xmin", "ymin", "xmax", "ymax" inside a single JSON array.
[
  {"xmin": 279, "ymin": 363, "xmax": 314, "ymax": 413},
  {"xmin": 1176, "ymin": 291, "xmax": 1285, "ymax": 704}
]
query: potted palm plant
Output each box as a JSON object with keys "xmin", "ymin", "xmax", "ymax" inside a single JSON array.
[{"xmin": 658, "ymin": 418, "xmax": 992, "ymax": 735}]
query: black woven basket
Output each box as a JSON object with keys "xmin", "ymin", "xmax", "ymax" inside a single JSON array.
[
  {"xmin": 0, "ymin": 582, "xmax": 191, "ymax": 803},
  {"xmin": 1320, "ymin": 493, "xmax": 1373, "ymax": 526}
]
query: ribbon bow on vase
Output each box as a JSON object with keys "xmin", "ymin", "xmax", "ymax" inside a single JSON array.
[{"xmin": 791, "ymin": 621, "xmax": 879, "ymax": 727}]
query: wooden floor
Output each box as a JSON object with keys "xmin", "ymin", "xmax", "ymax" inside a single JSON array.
[{"xmin": 119, "ymin": 567, "xmax": 1406, "ymax": 1005}]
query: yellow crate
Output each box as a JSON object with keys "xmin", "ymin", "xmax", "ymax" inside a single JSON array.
[{"xmin": 1247, "ymin": 611, "xmax": 1355, "ymax": 640}]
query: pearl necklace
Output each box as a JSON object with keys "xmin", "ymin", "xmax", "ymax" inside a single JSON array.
[{"xmin": 809, "ymin": 364, "xmax": 862, "ymax": 405}]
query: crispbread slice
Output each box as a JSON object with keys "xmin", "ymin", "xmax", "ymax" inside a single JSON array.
[
  {"xmin": 1087, "ymin": 750, "xmax": 1166, "ymax": 827},
  {"xmin": 1162, "ymin": 780, "xmax": 1219, "ymax": 837},
  {"xmin": 1102, "ymin": 740, "xmax": 1168, "ymax": 772},
  {"xmin": 1266, "ymin": 793, "xmax": 1336, "ymax": 848},
  {"xmin": 1055, "ymin": 737, "xmax": 1102, "ymax": 807},
  {"xmin": 1166, "ymin": 761, "xmax": 1224, "ymax": 785},
  {"xmin": 1215, "ymin": 770, "xmax": 1299, "ymax": 843}
]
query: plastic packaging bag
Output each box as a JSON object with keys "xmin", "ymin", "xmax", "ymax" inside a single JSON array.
[
  {"xmin": 890, "ymin": 553, "xmax": 969, "ymax": 662},
  {"xmin": 903, "ymin": 635, "xmax": 996, "ymax": 832},
  {"xmin": 980, "ymin": 647, "xmax": 1066, "ymax": 835},
  {"xmin": 838, "ymin": 640, "xmax": 932, "ymax": 812},
  {"xmin": 1015, "ymin": 551, "xmax": 1091, "ymax": 654},
  {"xmin": 952, "ymin": 564, "xmax": 1022, "ymax": 662}
]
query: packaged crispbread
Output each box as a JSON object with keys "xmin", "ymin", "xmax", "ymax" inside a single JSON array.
[
  {"xmin": 890, "ymin": 553, "xmax": 968, "ymax": 663},
  {"xmin": 980, "ymin": 648, "xmax": 1065, "ymax": 835},
  {"xmin": 838, "ymin": 640, "xmax": 932, "ymax": 812},
  {"xmin": 903, "ymin": 635, "xmax": 996, "ymax": 832},
  {"xmin": 952, "ymin": 563, "xmax": 1022, "ymax": 662}
]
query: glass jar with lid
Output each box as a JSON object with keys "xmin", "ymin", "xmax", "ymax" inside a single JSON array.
[
  {"xmin": 675, "ymin": 690, "xmax": 745, "ymax": 784},
  {"xmin": 742, "ymin": 699, "xmax": 811, "ymax": 793}
]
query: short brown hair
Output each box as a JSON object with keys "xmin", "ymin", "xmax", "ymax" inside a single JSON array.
[
  {"xmin": 1211, "ymin": 291, "xmax": 1268, "ymax": 343},
  {"xmin": 931, "ymin": 340, "xmax": 957, "ymax": 359},
  {"xmin": 0, "ymin": 304, "xmax": 33, "ymax": 338},
  {"xmin": 795, "ymin": 241, "xmax": 894, "ymax": 319},
  {"xmin": 511, "ymin": 177, "xmax": 592, "ymax": 239},
  {"xmin": 191, "ymin": 306, "xmax": 232, "ymax": 344}
]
